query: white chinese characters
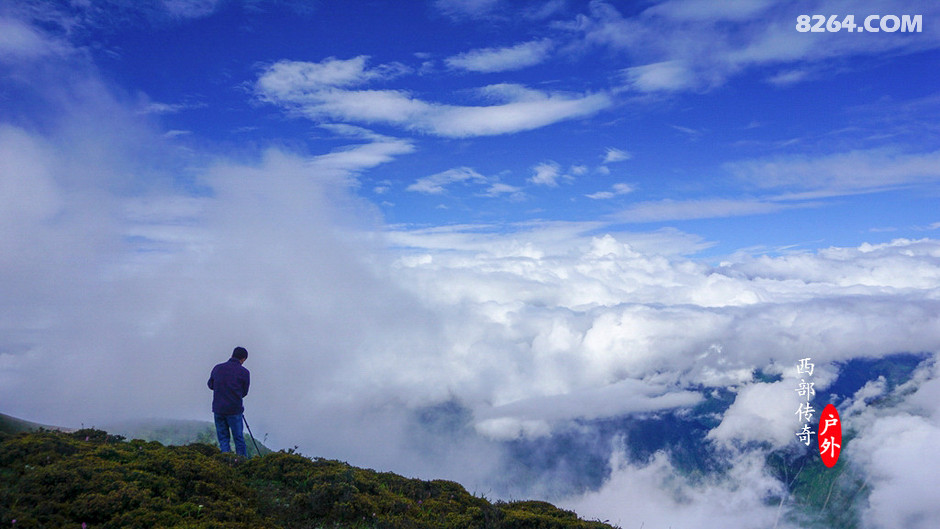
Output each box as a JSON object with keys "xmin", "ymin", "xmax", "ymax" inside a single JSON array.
[{"xmin": 794, "ymin": 357, "xmax": 816, "ymax": 446}]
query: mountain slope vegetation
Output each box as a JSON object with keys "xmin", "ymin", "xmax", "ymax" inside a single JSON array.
[{"xmin": 0, "ymin": 428, "xmax": 617, "ymax": 529}]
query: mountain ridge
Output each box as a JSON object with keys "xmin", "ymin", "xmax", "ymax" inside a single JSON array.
[{"xmin": 0, "ymin": 418, "xmax": 618, "ymax": 529}]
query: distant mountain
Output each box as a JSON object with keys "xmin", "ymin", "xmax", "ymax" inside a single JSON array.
[
  {"xmin": 0, "ymin": 428, "xmax": 617, "ymax": 529},
  {"xmin": 0, "ymin": 413, "xmax": 272, "ymax": 458},
  {"xmin": 102, "ymin": 418, "xmax": 219, "ymax": 445},
  {"xmin": 102, "ymin": 417, "xmax": 273, "ymax": 457},
  {"xmin": 0, "ymin": 412, "xmax": 73, "ymax": 434}
]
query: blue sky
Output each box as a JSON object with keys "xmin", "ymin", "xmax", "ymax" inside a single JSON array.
[
  {"xmin": 7, "ymin": 0, "xmax": 937, "ymax": 256},
  {"xmin": 3, "ymin": 2, "xmax": 940, "ymax": 528}
]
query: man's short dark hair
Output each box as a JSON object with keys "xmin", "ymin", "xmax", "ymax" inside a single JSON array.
[{"xmin": 232, "ymin": 346, "xmax": 248, "ymax": 360}]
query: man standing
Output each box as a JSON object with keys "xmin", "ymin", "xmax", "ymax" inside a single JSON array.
[{"xmin": 208, "ymin": 346, "xmax": 250, "ymax": 456}]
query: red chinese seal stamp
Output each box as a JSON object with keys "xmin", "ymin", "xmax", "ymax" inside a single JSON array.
[{"xmin": 818, "ymin": 404, "xmax": 842, "ymax": 467}]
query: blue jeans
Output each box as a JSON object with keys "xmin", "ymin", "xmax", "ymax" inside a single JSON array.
[{"xmin": 214, "ymin": 413, "xmax": 246, "ymax": 456}]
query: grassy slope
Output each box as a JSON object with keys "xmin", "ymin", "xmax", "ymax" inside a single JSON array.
[
  {"xmin": 0, "ymin": 428, "xmax": 618, "ymax": 529},
  {"xmin": 0, "ymin": 413, "xmax": 71, "ymax": 435}
]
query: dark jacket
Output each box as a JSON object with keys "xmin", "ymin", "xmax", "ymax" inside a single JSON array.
[{"xmin": 208, "ymin": 358, "xmax": 250, "ymax": 415}]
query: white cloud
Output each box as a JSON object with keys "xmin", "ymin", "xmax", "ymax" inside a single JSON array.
[
  {"xmin": 530, "ymin": 161, "xmax": 561, "ymax": 186},
  {"xmin": 391, "ymin": 228, "xmax": 940, "ymax": 410},
  {"xmin": 446, "ymin": 39, "xmax": 554, "ymax": 73},
  {"xmin": 586, "ymin": 182, "xmax": 633, "ymax": 200},
  {"xmin": 564, "ymin": 449, "xmax": 785, "ymax": 529},
  {"xmin": 257, "ymin": 56, "xmax": 408, "ymax": 94},
  {"xmin": 728, "ymin": 149, "xmax": 940, "ymax": 198},
  {"xmin": 475, "ymin": 417, "xmax": 552, "ymax": 440},
  {"xmin": 529, "ymin": 161, "xmax": 572, "ymax": 187},
  {"xmin": 474, "ymin": 378, "xmax": 702, "ymax": 440},
  {"xmin": 670, "ymin": 123, "xmax": 703, "ymax": 138},
  {"xmin": 475, "ymin": 82, "xmax": 547, "ymax": 102},
  {"xmin": 646, "ymin": 0, "xmax": 777, "ymax": 21},
  {"xmin": 426, "ymin": 91, "xmax": 610, "ymax": 137},
  {"xmin": 407, "ymin": 166, "xmax": 488, "ymax": 194},
  {"xmin": 707, "ymin": 381, "xmax": 802, "ymax": 449},
  {"xmin": 849, "ymin": 414, "xmax": 940, "ymax": 529},
  {"xmin": 484, "ymin": 182, "xmax": 523, "ymax": 198},
  {"xmin": 525, "ymin": 0, "xmax": 567, "ymax": 20},
  {"xmin": 606, "ymin": 149, "xmax": 940, "ymax": 222},
  {"xmin": 842, "ymin": 376, "xmax": 888, "ymax": 417},
  {"xmin": 0, "ymin": 16, "xmax": 68, "ymax": 62},
  {"xmin": 766, "ymin": 68, "xmax": 813, "ymax": 86},
  {"xmin": 0, "ymin": 125, "xmax": 63, "ymax": 231},
  {"xmin": 308, "ymin": 129, "xmax": 415, "ymax": 177},
  {"xmin": 616, "ymin": 197, "xmax": 796, "ymax": 222},
  {"xmin": 623, "ymin": 60, "xmax": 697, "ymax": 92},
  {"xmin": 721, "ymin": 238, "xmax": 940, "ymax": 290},
  {"xmin": 602, "ymin": 147, "xmax": 631, "ymax": 163},
  {"xmin": 162, "ymin": 0, "xmax": 222, "ymax": 19},
  {"xmin": 434, "ymin": 0, "xmax": 501, "ymax": 19},
  {"xmin": 907, "ymin": 363, "xmax": 940, "ymax": 421},
  {"xmin": 257, "ymin": 58, "xmax": 610, "ymax": 138}
]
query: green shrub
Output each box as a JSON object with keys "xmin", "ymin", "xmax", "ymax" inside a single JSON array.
[{"xmin": 0, "ymin": 429, "xmax": 618, "ymax": 529}]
